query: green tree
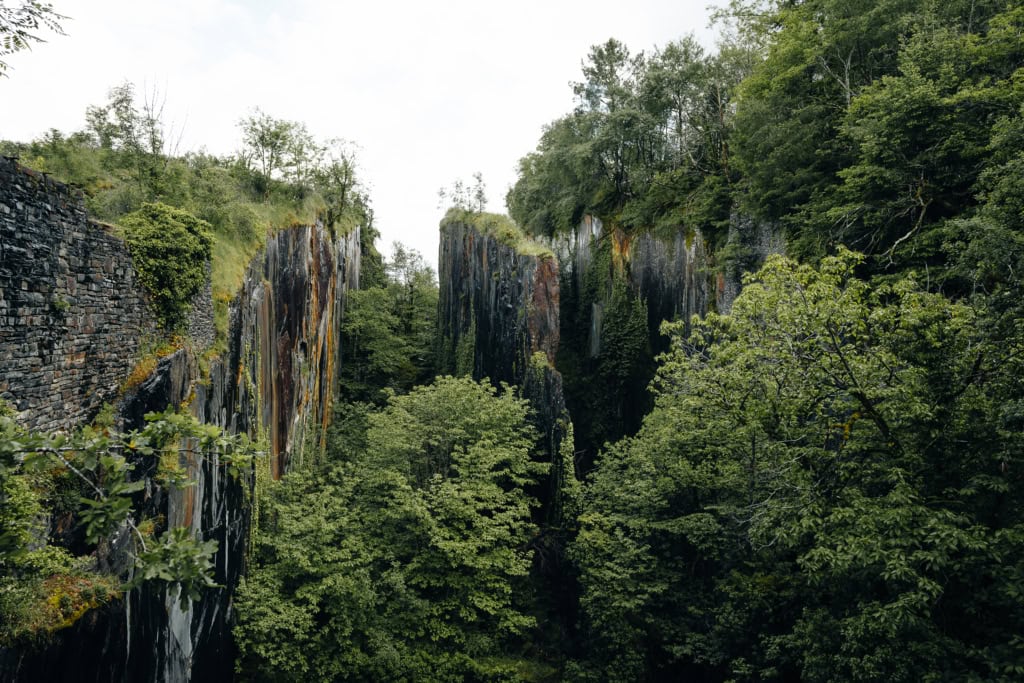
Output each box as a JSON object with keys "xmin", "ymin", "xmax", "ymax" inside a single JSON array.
[
  {"xmin": 821, "ymin": 4, "xmax": 1024, "ymax": 267},
  {"xmin": 641, "ymin": 36, "xmax": 709, "ymax": 168},
  {"xmin": 340, "ymin": 243, "xmax": 437, "ymax": 402},
  {"xmin": 730, "ymin": 0, "xmax": 1015, "ymax": 262},
  {"xmin": 0, "ymin": 410, "xmax": 257, "ymax": 644},
  {"xmin": 507, "ymin": 33, "xmax": 752, "ymax": 239},
  {"xmin": 506, "ymin": 115, "xmax": 596, "ymax": 236},
  {"xmin": 82, "ymin": 82, "xmax": 187, "ymax": 205},
  {"xmin": 573, "ymin": 251, "xmax": 1024, "ymax": 680},
  {"xmin": 312, "ymin": 137, "xmax": 362, "ymax": 231},
  {"xmin": 235, "ymin": 376, "xmax": 546, "ymax": 680},
  {"xmin": 0, "ymin": 1, "xmax": 64, "ymax": 75},
  {"xmin": 438, "ymin": 171, "xmax": 487, "ymax": 213},
  {"xmin": 237, "ymin": 109, "xmax": 318, "ymax": 193},
  {"xmin": 119, "ymin": 202, "xmax": 213, "ymax": 331}
]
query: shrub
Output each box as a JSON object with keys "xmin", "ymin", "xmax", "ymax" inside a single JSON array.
[{"xmin": 119, "ymin": 202, "xmax": 214, "ymax": 331}]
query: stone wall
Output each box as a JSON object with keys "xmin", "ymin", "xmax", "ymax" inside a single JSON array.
[
  {"xmin": 0, "ymin": 156, "xmax": 157, "ymax": 431},
  {"xmin": 185, "ymin": 262, "xmax": 216, "ymax": 350}
]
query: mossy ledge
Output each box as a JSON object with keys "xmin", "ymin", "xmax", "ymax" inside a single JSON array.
[{"xmin": 441, "ymin": 208, "xmax": 553, "ymax": 259}]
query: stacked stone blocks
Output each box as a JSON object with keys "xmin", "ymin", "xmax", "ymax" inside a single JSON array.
[{"xmin": 0, "ymin": 156, "xmax": 157, "ymax": 432}]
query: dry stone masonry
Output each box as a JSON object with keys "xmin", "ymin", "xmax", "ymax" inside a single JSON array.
[{"xmin": 0, "ymin": 156, "xmax": 157, "ymax": 431}]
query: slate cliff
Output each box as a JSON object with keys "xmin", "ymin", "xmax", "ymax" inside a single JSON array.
[
  {"xmin": 0, "ymin": 157, "xmax": 359, "ymax": 682},
  {"xmin": 436, "ymin": 215, "xmax": 575, "ymax": 522},
  {"xmin": 435, "ymin": 210, "xmax": 782, "ymax": 498},
  {"xmin": 543, "ymin": 214, "xmax": 781, "ymax": 459}
]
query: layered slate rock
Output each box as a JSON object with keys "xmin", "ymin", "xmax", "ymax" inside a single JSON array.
[
  {"xmin": 546, "ymin": 215, "xmax": 713, "ymax": 356},
  {"xmin": 437, "ymin": 216, "xmax": 574, "ymax": 523},
  {"xmin": 540, "ymin": 213, "xmax": 782, "ymax": 459}
]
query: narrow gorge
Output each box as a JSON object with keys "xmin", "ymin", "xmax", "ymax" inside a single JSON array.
[
  {"xmin": 1, "ymin": 161, "xmax": 766, "ymax": 680},
  {"xmin": 4, "ymin": 2, "xmax": 1022, "ymax": 678}
]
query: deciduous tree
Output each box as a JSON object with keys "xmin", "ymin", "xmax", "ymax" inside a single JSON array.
[{"xmin": 0, "ymin": 1, "xmax": 64, "ymax": 75}]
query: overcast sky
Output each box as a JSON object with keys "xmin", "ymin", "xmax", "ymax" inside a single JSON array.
[{"xmin": 2, "ymin": 0, "xmax": 723, "ymax": 269}]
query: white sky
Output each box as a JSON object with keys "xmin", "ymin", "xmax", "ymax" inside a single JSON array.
[{"xmin": 2, "ymin": 0, "xmax": 722, "ymax": 270}]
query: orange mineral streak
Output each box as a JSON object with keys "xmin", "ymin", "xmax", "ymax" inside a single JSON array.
[
  {"xmin": 259, "ymin": 279, "xmax": 280, "ymax": 480},
  {"xmin": 611, "ymin": 227, "xmax": 632, "ymax": 276},
  {"xmin": 530, "ymin": 256, "xmax": 561, "ymax": 365},
  {"xmin": 255, "ymin": 225, "xmax": 349, "ymax": 478},
  {"xmin": 181, "ymin": 475, "xmax": 196, "ymax": 529}
]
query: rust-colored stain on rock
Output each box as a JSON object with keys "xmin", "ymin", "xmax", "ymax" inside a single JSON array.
[
  {"xmin": 530, "ymin": 257, "xmax": 560, "ymax": 365},
  {"xmin": 611, "ymin": 227, "xmax": 632, "ymax": 276}
]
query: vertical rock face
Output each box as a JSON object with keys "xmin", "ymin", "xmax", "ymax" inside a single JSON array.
[
  {"xmin": 548, "ymin": 212, "xmax": 782, "ymax": 336},
  {"xmin": 628, "ymin": 229, "xmax": 711, "ymax": 332},
  {"xmin": 437, "ymin": 219, "xmax": 572, "ymax": 519},
  {"xmin": 546, "ymin": 215, "xmax": 714, "ymax": 350},
  {"xmin": 129, "ymin": 222, "xmax": 359, "ymax": 683},
  {"xmin": 435, "ymin": 210, "xmax": 778, "ymax": 495},
  {"xmin": 0, "ymin": 157, "xmax": 360, "ymax": 682},
  {"xmin": 438, "ymin": 220, "xmax": 559, "ymax": 379},
  {"xmin": 717, "ymin": 212, "xmax": 786, "ymax": 314},
  {"xmin": 539, "ymin": 213, "xmax": 781, "ymax": 460},
  {"xmin": 541, "ymin": 216, "xmax": 718, "ymax": 458},
  {"xmin": 199, "ymin": 224, "xmax": 359, "ymax": 478}
]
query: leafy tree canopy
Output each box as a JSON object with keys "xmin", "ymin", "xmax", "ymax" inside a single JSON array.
[
  {"xmin": 119, "ymin": 202, "xmax": 214, "ymax": 331},
  {"xmin": 0, "ymin": 1, "xmax": 64, "ymax": 76},
  {"xmin": 235, "ymin": 376, "xmax": 547, "ymax": 681},
  {"xmin": 573, "ymin": 251, "xmax": 1024, "ymax": 680},
  {"xmin": 0, "ymin": 410, "xmax": 258, "ymax": 645}
]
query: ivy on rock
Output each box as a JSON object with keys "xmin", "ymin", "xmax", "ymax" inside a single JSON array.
[{"xmin": 119, "ymin": 202, "xmax": 213, "ymax": 331}]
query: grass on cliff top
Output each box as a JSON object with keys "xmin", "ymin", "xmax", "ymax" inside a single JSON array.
[
  {"xmin": 441, "ymin": 208, "xmax": 553, "ymax": 259},
  {"xmin": 2, "ymin": 132, "xmax": 355, "ymax": 356}
]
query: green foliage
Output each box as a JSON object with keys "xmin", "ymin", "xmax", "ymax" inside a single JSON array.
[
  {"xmin": 357, "ymin": 217, "xmax": 386, "ymax": 288},
  {"xmin": 341, "ymin": 288, "xmax": 418, "ymax": 398},
  {"xmin": 508, "ymin": 0, "xmax": 1021, "ymax": 283},
  {"xmin": 0, "ymin": 411, "xmax": 259, "ymax": 642},
  {"xmin": 441, "ymin": 208, "xmax": 553, "ymax": 258},
  {"xmin": 572, "ymin": 251, "xmax": 1024, "ymax": 680},
  {"xmin": 129, "ymin": 527, "xmax": 219, "ymax": 608},
  {"xmin": 556, "ymin": 236, "xmax": 654, "ymax": 462},
  {"xmin": 731, "ymin": 0, "xmax": 1021, "ymax": 265},
  {"xmin": 0, "ymin": 1, "xmax": 65, "ymax": 76},
  {"xmin": 235, "ymin": 376, "xmax": 547, "ymax": 680},
  {"xmin": 438, "ymin": 171, "xmax": 488, "ymax": 213},
  {"xmin": 7, "ymin": 7, "xmax": 1023, "ymax": 676},
  {"xmin": 340, "ymin": 243, "xmax": 438, "ymax": 403},
  {"xmin": 3, "ymin": 82, "xmax": 377, "ymax": 351},
  {"xmin": 119, "ymin": 202, "xmax": 213, "ymax": 331},
  {"xmin": 507, "ymin": 34, "xmax": 751, "ymax": 242},
  {"xmin": 237, "ymin": 108, "xmax": 317, "ymax": 188}
]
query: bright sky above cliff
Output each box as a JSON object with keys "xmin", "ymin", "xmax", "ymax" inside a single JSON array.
[{"xmin": 2, "ymin": 0, "xmax": 722, "ymax": 269}]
